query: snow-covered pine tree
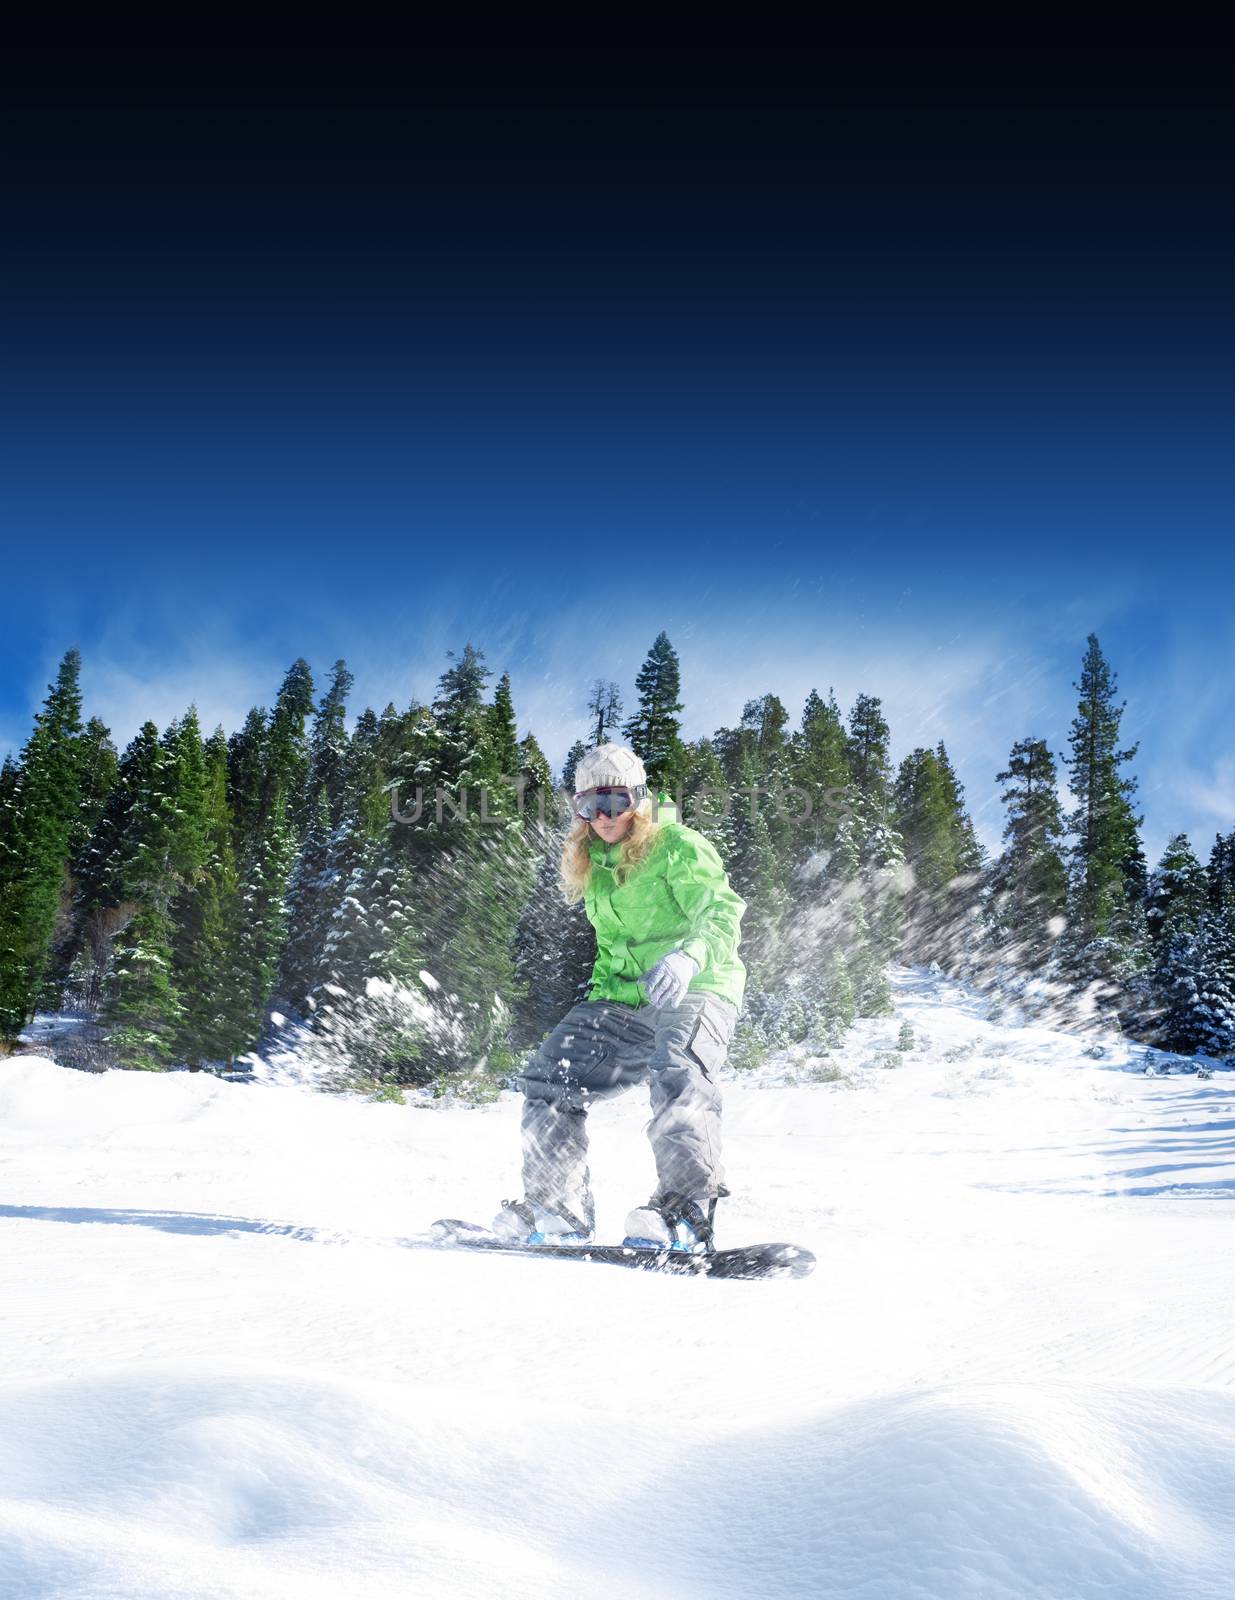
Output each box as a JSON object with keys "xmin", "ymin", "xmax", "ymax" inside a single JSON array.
[
  {"xmin": 317, "ymin": 644, "xmax": 534, "ymax": 1093},
  {"xmin": 312, "ymin": 706, "xmax": 403, "ymax": 1001},
  {"xmin": 1145, "ymin": 833, "xmax": 1208, "ymax": 946},
  {"xmin": 274, "ymin": 783, "xmax": 334, "ymax": 1020},
  {"xmin": 1138, "ymin": 833, "xmax": 1235, "ymax": 1055},
  {"xmin": 384, "ymin": 644, "xmax": 533, "ymax": 1085},
  {"xmin": 682, "ymin": 736, "xmax": 737, "ymax": 856},
  {"xmin": 224, "ymin": 663, "xmax": 316, "ymax": 1046},
  {"xmin": 96, "ymin": 710, "xmax": 212, "ymax": 1068},
  {"xmin": 1196, "ymin": 905, "xmax": 1235, "ymax": 1057},
  {"xmin": 514, "ymin": 730, "xmax": 558, "ymax": 831},
  {"xmin": 726, "ymin": 747, "xmax": 794, "ymax": 1043},
  {"xmin": 0, "ymin": 648, "xmax": 88, "ymax": 1042},
  {"xmin": 229, "ymin": 788, "xmax": 297, "ymax": 1049},
  {"xmin": 510, "ymin": 805, "xmax": 594, "ymax": 1050},
  {"xmin": 307, "ymin": 660, "xmax": 353, "ymax": 821},
  {"xmin": 487, "ymin": 672, "xmax": 521, "ymax": 785},
  {"xmin": 0, "ymin": 754, "xmax": 17, "ymax": 824},
  {"xmin": 1206, "ymin": 829, "xmax": 1235, "ymax": 911},
  {"xmin": 106, "ymin": 903, "xmax": 185, "ymax": 1071},
  {"xmin": 275, "ymin": 659, "xmax": 355, "ymax": 1017},
  {"xmin": 38, "ymin": 714, "xmax": 119, "ymax": 1012}
]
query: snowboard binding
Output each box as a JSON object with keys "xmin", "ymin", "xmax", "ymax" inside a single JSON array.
[{"xmin": 622, "ymin": 1191, "xmax": 718, "ymax": 1255}]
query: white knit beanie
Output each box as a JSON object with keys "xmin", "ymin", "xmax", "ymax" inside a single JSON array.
[{"xmin": 573, "ymin": 742, "xmax": 647, "ymax": 792}]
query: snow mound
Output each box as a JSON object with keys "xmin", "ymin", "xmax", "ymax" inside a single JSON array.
[
  {"xmin": 1, "ymin": 1370, "xmax": 1231, "ymax": 1600},
  {"xmin": 0, "ymin": 1055, "xmax": 229, "ymax": 1136}
]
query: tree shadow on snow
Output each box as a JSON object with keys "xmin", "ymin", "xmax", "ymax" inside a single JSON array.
[{"xmin": 0, "ymin": 1203, "xmax": 328, "ymax": 1241}]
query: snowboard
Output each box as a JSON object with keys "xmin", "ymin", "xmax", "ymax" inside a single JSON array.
[{"xmin": 424, "ymin": 1218, "xmax": 816, "ymax": 1280}]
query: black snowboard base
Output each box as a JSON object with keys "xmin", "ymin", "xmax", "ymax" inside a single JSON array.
[{"xmin": 425, "ymin": 1218, "xmax": 816, "ymax": 1280}]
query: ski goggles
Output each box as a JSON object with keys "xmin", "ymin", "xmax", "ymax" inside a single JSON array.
[{"xmin": 574, "ymin": 784, "xmax": 646, "ymax": 821}]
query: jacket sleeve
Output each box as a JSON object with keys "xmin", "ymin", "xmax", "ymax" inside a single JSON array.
[{"xmin": 662, "ymin": 829, "xmax": 746, "ymax": 975}]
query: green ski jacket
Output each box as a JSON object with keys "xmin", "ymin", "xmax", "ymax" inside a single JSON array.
[{"xmin": 582, "ymin": 793, "xmax": 747, "ymax": 1013}]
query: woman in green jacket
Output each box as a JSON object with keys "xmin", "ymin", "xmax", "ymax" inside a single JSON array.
[{"xmin": 491, "ymin": 742, "xmax": 747, "ymax": 1254}]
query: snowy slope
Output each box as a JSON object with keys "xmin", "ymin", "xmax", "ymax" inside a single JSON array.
[{"xmin": 2, "ymin": 966, "xmax": 1233, "ymax": 1599}]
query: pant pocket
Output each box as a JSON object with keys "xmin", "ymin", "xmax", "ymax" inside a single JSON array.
[{"xmin": 685, "ymin": 1010, "xmax": 730, "ymax": 1077}]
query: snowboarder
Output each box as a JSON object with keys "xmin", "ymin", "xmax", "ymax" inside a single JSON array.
[{"xmin": 491, "ymin": 742, "xmax": 747, "ymax": 1254}]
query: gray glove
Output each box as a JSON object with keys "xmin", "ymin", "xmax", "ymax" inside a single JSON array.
[{"xmin": 637, "ymin": 947, "xmax": 700, "ymax": 1008}]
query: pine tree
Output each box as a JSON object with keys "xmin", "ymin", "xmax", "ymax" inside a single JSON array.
[
  {"xmin": 510, "ymin": 804, "xmax": 594, "ymax": 1049},
  {"xmin": 727, "ymin": 749, "xmax": 791, "ymax": 996},
  {"xmin": 306, "ymin": 660, "xmax": 354, "ymax": 823},
  {"xmin": 275, "ymin": 661, "xmax": 356, "ymax": 1016},
  {"xmin": 314, "ymin": 708, "xmax": 395, "ymax": 999},
  {"xmin": 894, "ymin": 748, "xmax": 957, "ymax": 897},
  {"xmin": 264, "ymin": 659, "xmax": 316, "ymax": 837},
  {"xmin": 890, "ymin": 744, "xmax": 984, "ymax": 970},
  {"xmin": 850, "ymin": 791, "xmax": 905, "ymax": 1015},
  {"xmin": 585, "ymin": 680, "xmax": 623, "ymax": 746},
  {"xmin": 622, "ymin": 632, "xmax": 688, "ymax": 792},
  {"xmin": 231, "ymin": 790, "xmax": 297, "ymax": 1046},
  {"xmin": 935, "ymin": 744, "xmax": 985, "ymax": 882},
  {"xmin": 487, "ymin": 672, "xmax": 522, "ymax": 798},
  {"xmin": 1150, "ymin": 907, "xmax": 1235, "ymax": 1059},
  {"xmin": 740, "ymin": 694, "xmax": 795, "ymax": 860},
  {"xmin": 89, "ymin": 709, "xmax": 212, "ymax": 1067},
  {"xmin": 1206, "ymin": 829, "xmax": 1235, "ymax": 911},
  {"xmin": 106, "ymin": 903, "xmax": 185, "ymax": 1070},
  {"xmin": 39, "ymin": 716, "xmax": 119, "ymax": 1010},
  {"xmin": 923, "ymin": 743, "xmax": 985, "ymax": 969},
  {"xmin": 226, "ymin": 707, "xmax": 270, "ymax": 854},
  {"xmin": 561, "ymin": 740, "xmax": 589, "ymax": 793},
  {"xmin": 1064, "ymin": 635, "xmax": 1144, "ymax": 939},
  {"xmin": 1140, "ymin": 833, "xmax": 1234, "ymax": 1055},
  {"xmin": 682, "ymin": 737, "xmax": 738, "ymax": 858},
  {"xmin": 790, "ymin": 688, "xmax": 853, "ymax": 860},
  {"xmin": 1145, "ymin": 833, "xmax": 1208, "ymax": 945},
  {"xmin": 434, "ymin": 642, "xmax": 491, "ymax": 723},
  {"xmin": 223, "ymin": 663, "xmax": 317, "ymax": 1043},
  {"xmin": 989, "ymin": 736, "xmax": 1068, "ymax": 970},
  {"xmin": 321, "ymin": 646, "xmax": 534, "ymax": 1090},
  {"xmin": 0, "ymin": 649, "xmax": 88, "ymax": 1040},
  {"xmin": 172, "ymin": 727, "xmax": 247, "ymax": 1064},
  {"xmin": 1060, "ymin": 635, "xmax": 1148, "ymax": 1013},
  {"xmin": 276, "ymin": 784, "xmax": 334, "ymax": 1018},
  {"xmin": 0, "ymin": 754, "xmax": 18, "ymax": 824},
  {"xmin": 845, "ymin": 693, "xmax": 892, "ymax": 807}
]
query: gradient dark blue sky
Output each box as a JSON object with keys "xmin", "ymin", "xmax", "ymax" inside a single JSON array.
[{"xmin": 3, "ymin": 13, "xmax": 1232, "ymax": 862}]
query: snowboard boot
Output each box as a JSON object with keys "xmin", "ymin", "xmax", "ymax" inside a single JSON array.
[
  {"xmin": 490, "ymin": 1195, "xmax": 594, "ymax": 1245},
  {"xmin": 622, "ymin": 1191, "xmax": 718, "ymax": 1255}
]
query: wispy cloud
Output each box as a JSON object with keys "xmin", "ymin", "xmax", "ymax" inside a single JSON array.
[{"xmin": 8, "ymin": 571, "xmax": 1228, "ymax": 875}]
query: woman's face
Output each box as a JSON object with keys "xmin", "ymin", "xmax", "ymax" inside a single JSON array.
[{"xmin": 589, "ymin": 797, "xmax": 639, "ymax": 844}]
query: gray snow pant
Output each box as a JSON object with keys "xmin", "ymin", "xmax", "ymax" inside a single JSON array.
[{"xmin": 515, "ymin": 991, "xmax": 739, "ymax": 1223}]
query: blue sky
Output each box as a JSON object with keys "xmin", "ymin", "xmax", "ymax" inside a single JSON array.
[{"xmin": 2, "ymin": 13, "xmax": 1231, "ymax": 867}]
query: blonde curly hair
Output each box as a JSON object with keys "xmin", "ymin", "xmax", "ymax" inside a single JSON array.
[{"xmin": 559, "ymin": 792, "xmax": 666, "ymax": 904}]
